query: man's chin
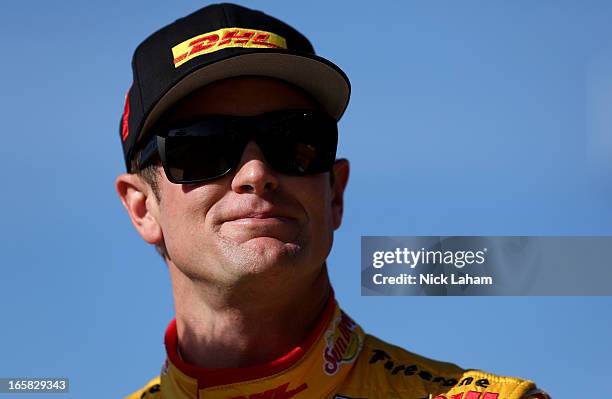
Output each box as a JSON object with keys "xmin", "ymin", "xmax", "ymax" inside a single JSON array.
[
  {"xmin": 240, "ymin": 236, "xmax": 301, "ymax": 256},
  {"xmin": 221, "ymin": 236, "xmax": 302, "ymax": 273}
]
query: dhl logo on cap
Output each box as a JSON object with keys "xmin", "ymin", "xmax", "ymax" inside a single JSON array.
[{"xmin": 172, "ymin": 27, "xmax": 287, "ymax": 68}]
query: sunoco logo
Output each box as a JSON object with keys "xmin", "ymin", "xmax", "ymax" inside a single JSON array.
[{"xmin": 323, "ymin": 311, "xmax": 361, "ymax": 375}]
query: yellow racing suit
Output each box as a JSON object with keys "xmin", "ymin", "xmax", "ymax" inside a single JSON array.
[{"xmin": 126, "ymin": 298, "xmax": 550, "ymax": 399}]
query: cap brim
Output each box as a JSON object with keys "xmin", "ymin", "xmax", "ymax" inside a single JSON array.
[{"xmin": 139, "ymin": 50, "xmax": 350, "ymax": 142}]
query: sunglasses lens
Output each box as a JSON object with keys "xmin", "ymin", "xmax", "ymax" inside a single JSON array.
[
  {"xmin": 163, "ymin": 119, "xmax": 242, "ymax": 182},
  {"xmin": 259, "ymin": 112, "xmax": 337, "ymax": 175}
]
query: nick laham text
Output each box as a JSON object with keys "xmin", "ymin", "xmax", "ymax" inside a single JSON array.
[{"xmin": 373, "ymin": 273, "xmax": 493, "ymax": 286}]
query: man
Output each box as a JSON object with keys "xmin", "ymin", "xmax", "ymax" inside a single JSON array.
[{"xmin": 116, "ymin": 4, "xmax": 550, "ymax": 398}]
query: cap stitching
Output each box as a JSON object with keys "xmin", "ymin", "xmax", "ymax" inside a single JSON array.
[
  {"xmin": 221, "ymin": 4, "xmax": 230, "ymax": 27},
  {"xmin": 130, "ymin": 52, "xmax": 145, "ymax": 119},
  {"xmin": 129, "ymin": 49, "xmax": 148, "ymax": 167}
]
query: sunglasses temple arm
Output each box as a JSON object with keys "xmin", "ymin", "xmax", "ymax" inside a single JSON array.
[{"xmin": 136, "ymin": 136, "xmax": 159, "ymax": 170}]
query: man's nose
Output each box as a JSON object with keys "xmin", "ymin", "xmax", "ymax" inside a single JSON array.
[{"xmin": 231, "ymin": 141, "xmax": 279, "ymax": 194}]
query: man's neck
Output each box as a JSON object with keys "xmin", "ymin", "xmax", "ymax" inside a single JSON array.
[{"xmin": 168, "ymin": 262, "xmax": 332, "ymax": 369}]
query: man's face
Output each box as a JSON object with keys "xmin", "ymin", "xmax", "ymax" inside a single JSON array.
[{"xmin": 139, "ymin": 77, "xmax": 348, "ymax": 286}]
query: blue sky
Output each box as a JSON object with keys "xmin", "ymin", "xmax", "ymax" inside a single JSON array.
[{"xmin": 0, "ymin": 1, "xmax": 611, "ymax": 398}]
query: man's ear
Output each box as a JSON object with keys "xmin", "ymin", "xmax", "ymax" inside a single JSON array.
[
  {"xmin": 115, "ymin": 173, "xmax": 164, "ymax": 245},
  {"xmin": 331, "ymin": 158, "xmax": 350, "ymax": 230}
]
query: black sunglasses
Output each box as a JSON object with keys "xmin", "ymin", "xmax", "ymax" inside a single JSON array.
[{"xmin": 135, "ymin": 109, "xmax": 338, "ymax": 184}]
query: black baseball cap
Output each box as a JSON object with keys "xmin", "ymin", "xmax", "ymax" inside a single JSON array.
[{"xmin": 119, "ymin": 3, "xmax": 351, "ymax": 171}]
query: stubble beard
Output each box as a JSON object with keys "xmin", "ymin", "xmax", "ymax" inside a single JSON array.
[{"xmin": 216, "ymin": 234, "xmax": 307, "ymax": 279}]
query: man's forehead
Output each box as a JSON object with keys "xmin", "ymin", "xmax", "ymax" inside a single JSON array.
[{"xmin": 161, "ymin": 76, "xmax": 321, "ymax": 123}]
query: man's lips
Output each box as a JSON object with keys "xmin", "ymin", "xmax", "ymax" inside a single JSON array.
[
  {"xmin": 218, "ymin": 207, "xmax": 301, "ymax": 241},
  {"xmin": 226, "ymin": 217, "xmax": 295, "ymax": 228},
  {"xmin": 223, "ymin": 211, "xmax": 297, "ymax": 224}
]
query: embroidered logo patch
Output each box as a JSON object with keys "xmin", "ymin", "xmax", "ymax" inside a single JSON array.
[
  {"xmin": 172, "ymin": 27, "xmax": 287, "ymax": 67},
  {"xmin": 323, "ymin": 311, "xmax": 361, "ymax": 375}
]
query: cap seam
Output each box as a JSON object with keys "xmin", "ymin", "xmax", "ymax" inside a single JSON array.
[
  {"xmin": 134, "ymin": 53, "xmax": 146, "ymax": 118},
  {"xmin": 128, "ymin": 50, "xmax": 147, "ymax": 169},
  {"xmin": 221, "ymin": 4, "xmax": 230, "ymax": 27}
]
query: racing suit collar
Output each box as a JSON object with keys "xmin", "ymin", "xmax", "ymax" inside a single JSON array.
[{"xmin": 161, "ymin": 293, "xmax": 365, "ymax": 398}]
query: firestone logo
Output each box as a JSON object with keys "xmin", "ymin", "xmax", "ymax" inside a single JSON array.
[{"xmin": 323, "ymin": 311, "xmax": 361, "ymax": 375}]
